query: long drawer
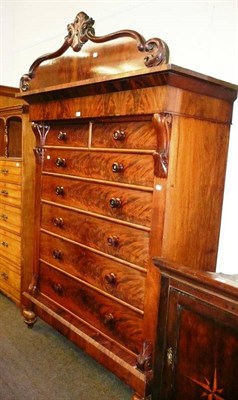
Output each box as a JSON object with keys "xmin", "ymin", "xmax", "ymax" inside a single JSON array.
[
  {"xmin": 41, "ymin": 203, "xmax": 150, "ymax": 268},
  {"xmin": 39, "ymin": 262, "xmax": 143, "ymax": 354},
  {"xmin": 0, "ymin": 182, "xmax": 21, "ymax": 207},
  {"xmin": 41, "ymin": 175, "xmax": 153, "ymax": 227},
  {"xmin": 0, "ymin": 228, "xmax": 21, "ymax": 264},
  {"xmin": 0, "ymin": 203, "xmax": 21, "ymax": 234},
  {"xmin": 40, "ymin": 231, "xmax": 145, "ymax": 310},
  {"xmin": 0, "ymin": 160, "xmax": 22, "ymax": 184},
  {"xmin": 43, "ymin": 149, "xmax": 154, "ymax": 187}
]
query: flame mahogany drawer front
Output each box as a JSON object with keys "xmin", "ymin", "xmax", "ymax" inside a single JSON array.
[
  {"xmin": 91, "ymin": 119, "xmax": 157, "ymax": 150},
  {"xmin": 41, "ymin": 175, "xmax": 153, "ymax": 227},
  {"xmin": 41, "ymin": 203, "xmax": 150, "ymax": 268},
  {"xmin": 0, "ymin": 160, "xmax": 22, "ymax": 184},
  {"xmin": 43, "ymin": 148, "xmax": 154, "ymax": 187},
  {"xmin": 40, "ymin": 231, "xmax": 145, "ymax": 310},
  {"xmin": 0, "ymin": 203, "xmax": 21, "ymax": 234},
  {"xmin": 44, "ymin": 123, "xmax": 89, "ymax": 147},
  {"xmin": 39, "ymin": 262, "xmax": 143, "ymax": 354}
]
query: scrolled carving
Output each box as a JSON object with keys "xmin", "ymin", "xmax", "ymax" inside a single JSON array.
[
  {"xmin": 28, "ymin": 274, "xmax": 39, "ymax": 296},
  {"xmin": 19, "ymin": 11, "xmax": 169, "ymax": 92},
  {"xmin": 32, "ymin": 122, "xmax": 50, "ymax": 164},
  {"xmin": 137, "ymin": 340, "xmax": 153, "ymax": 372},
  {"xmin": 153, "ymin": 113, "xmax": 172, "ymax": 178}
]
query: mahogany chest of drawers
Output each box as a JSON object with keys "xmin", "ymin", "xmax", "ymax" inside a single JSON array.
[{"xmin": 17, "ymin": 12, "xmax": 237, "ymax": 399}]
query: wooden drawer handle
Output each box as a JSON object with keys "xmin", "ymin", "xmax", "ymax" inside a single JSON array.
[
  {"xmin": 103, "ymin": 313, "xmax": 115, "ymax": 326},
  {"xmin": 113, "ymin": 130, "xmax": 126, "ymax": 141},
  {"xmin": 53, "ymin": 217, "xmax": 64, "ymax": 227},
  {"xmin": 104, "ymin": 273, "xmax": 117, "ymax": 285},
  {"xmin": 0, "ymin": 214, "xmax": 8, "ymax": 221},
  {"xmin": 1, "ymin": 168, "xmax": 9, "ymax": 175},
  {"xmin": 107, "ymin": 235, "xmax": 119, "ymax": 247},
  {"xmin": 1, "ymin": 190, "xmax": 8, "ymax": 196},
  {"xmin": 52, "ymin": 249, "xmax": 63, "ymax": 260},
  {"xmin": 52, "ymin": 282, "xmax": 63, "ymax": 296},
  {"xmin": 1, "ymin": 271, "xmax": 8, "ymax": 280},
  {"xmin": 55, "ymin": 186, "xmax": 64, "ymax": 196},
  {"xmin": 57, "ymin": 131, "xmax": 67, "ymax": 141},
  {"xmin": 109, "ymin": 198, "xmax": 121, "ymax": 208},
  {"xmin": 55, "ymin": 157, "xmax": 66, "ymax": 167},
  {"xmin": 112, "ymin": 162, "xmax": 124, "ymax": 173},
  {"xmin": 0, "ymin": 241, "xmax": 8, "ymax": 247}
]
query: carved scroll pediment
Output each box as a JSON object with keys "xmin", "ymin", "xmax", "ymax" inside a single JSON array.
[{"xmin": 19, "ymin": 11, "xmax": 169, "ymax": 92}]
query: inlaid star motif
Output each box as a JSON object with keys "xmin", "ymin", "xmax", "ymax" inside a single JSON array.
[{"xmin": 189, "ymin": 368, "xmax": 225, "ymax": 400}]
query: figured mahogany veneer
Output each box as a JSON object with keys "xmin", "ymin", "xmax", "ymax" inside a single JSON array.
[{"xmin": 18, "ymin": 11, "xmax": 237, "ymax": 400}]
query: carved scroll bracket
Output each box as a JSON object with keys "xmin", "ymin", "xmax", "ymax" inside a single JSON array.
[
  {"xmin": 137, "ymin": 340, "xmax": 153, "ymax": 373},
  {"xmin": 153, "ymin": 113, "xmax": 172, "ymax": 178},
  {"xmin": 20, "ymin": 11, "xmax": 169, "ymax": 92},
  {"xmin": 32, "ymin": 122, "xmax": 50, "ymax": 164}
]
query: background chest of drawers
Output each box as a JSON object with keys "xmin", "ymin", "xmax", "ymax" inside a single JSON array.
[
  {"xmin": 17, "ymin": 12, "xmax": 237, "ymax": 400},
  {"xmin": 0, "ymin": 86, "xmax": 35, "ymax": 304}
]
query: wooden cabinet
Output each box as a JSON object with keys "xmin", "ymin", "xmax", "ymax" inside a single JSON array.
[
  {"xmin": 153, "ymin": 258, "xmax": 238, "ymax": 400},
  {"xmin": 16, "ymin": 12, "xmax": 237, "ymax": 399},
  {"xmin": 0, "ymin": 86, "xmax": 35, "ymax": 304}
]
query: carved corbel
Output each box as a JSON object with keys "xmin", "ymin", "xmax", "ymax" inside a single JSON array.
[
  {"xmin": 31, "ymin": 122, "xmax": 50, "ymax": 164},
  {"xmin": 20, "ymin": 11, "xmax": 169, "ymax": 91},
  {"xmin": 137, "ymin": 340, "xmax": 153, "ymax": 373},
  {"xmin": 153, "ymin": 113, "xmax": 172, "ymax": 178},
  {"xmin": 28, "ymin": 274, "xmax": 39, "ymax": 297}
]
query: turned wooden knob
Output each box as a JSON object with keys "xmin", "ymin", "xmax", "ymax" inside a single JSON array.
[
  {"xmin": 112, "ymin": 162, "xmax": 124, "ymax": 173},
  {"xmin": 107, "ymin": 236, "xmax": 119, "ymax": 247},
  {"xmin": 55, "ymin": 157, "xmax": 66, "ymax": 167},
  {"xmin": 57, "ymin": 131, "xmax": 67, "ymax": 141},
  {"xmin": 113, "ymin": 130, "xmax": 126, "ymax": 141},
  {"xmin": 52, "ymin": 282, "xmax": 63, "ymax": 295},
  {"xmin": 55, "ymin": 186, "xmax": 64, "ymax": 196},
  {"xmin": 52, "ymin": 249, "xmax": 62, "ymax": 260},
  {"xmin": 53, "ymin": 217, "xmax": 64, "ymax": 227},
  {"xmin": 109, "ymin": 198, "xmax": 121, "ymax": 208},
  {"xmin": 103, "ymin": 313, "xmax": 115, "ymax": 326},
  {"xmin": 105, "ymin": 273, "xmax": 117, "ymax": 285}
]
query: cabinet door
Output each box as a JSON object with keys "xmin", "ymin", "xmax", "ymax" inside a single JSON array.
[{"xmin": 156, "ymin": 288, "xmax": 238, "ymax": 400}]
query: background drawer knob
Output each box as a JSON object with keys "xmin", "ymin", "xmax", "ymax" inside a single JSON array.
[
  {"xmin": 107, "ymin": 236, "xmax": 119, "ymax": 247},
  {"xmin": 103, "ymin": 313, "xmax": 115, "ymax": 327},
  {"xmin": 53, "ymin": 217, "xmax": 64, "ymax": 227},
  {"xmin": 1, "ymin": 190, "xmax": 8, "ymax": 196},
  {"xmin": 104, "ymin": 273, "xmax": 117, "ymax": 285},
  {"xmin": 57, "ymin": 131, "xmax": 67, "ymax": 141},
  {"xmin": 1, "ymin": 168, "xmax": 9, "ymax": 175},
  {"xmin": 0, "ymin": 214, "xmax": 8, "ymax": 221},
  {"xmin": 1, "ymin": 271, "xmax": 8, "ymax": 280},
  {"xmin": 52, "ymin": 249, "xmax": 63, "ymax": 260},
  {"xmin": 55, "ymin": 186, "xmax": 64, "ymax": 196},
  {"xmin": 109, "ymin": 198, "xmax": 121, "ymax": 208},
  {"xmin": 113, "ymin": 130, "xmax": 126, "ymax": 141},
  {"xmin": 112, "ymin": 162, "xmax": 124, "ymax": 173},
  {"xmin": 0, "ymin": 241, "xmax": 8, "ymax": 247},
  {"xmin": 55, "ymin": 157, "xmax": 66, "ymax": 167}
]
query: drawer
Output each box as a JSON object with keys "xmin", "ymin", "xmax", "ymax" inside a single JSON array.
[
  {"xmin": 0, "ymin": 229, "xmax": 21, "ymax": 264},
  {"xmin": 45, "ymin": 122, "xmax": 89, "ymax": 147},
  {"xmin": 0, "ymin": 203, "xmax": 21, "ymax": 234},
  {"xmin": 0, "ymin": 256, "xmax": 20, "ymax": 291},
  {"xmin": 0, "ymin": 182, "xmax": 21, "ymax": 207},
  {"xmin": 0, "ymin": 160, "xmax": 22, "ymax": 184},
  {"xmin": 43, "ymin": 149, "xmax": 154, "ymax": 187},
  {"xmin": 42, "ymin": 175, "xmax": 153, "ymax": 227},
  {"xmin": 91, "ymin": 119, "xmax": 157, "ymax": 150},
  {"xmin": 41, "ymin": 203, "xmax": 150, "ymax": 268},
  {"xmin": 40, "ymin": 231, "xmax": 145, "ymax": 310},
  {"xmin": 39, "ymin": 262, "xmax": 143, "ymax": 354}
]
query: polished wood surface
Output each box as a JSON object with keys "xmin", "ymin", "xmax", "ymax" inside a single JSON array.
[
  {"xmin": 17, "ymin": 11, "xmax": 237, "ymax": 400},
  {"xmin": 153, "ymin": 258, "xmax": 238, "ymax": 400}
]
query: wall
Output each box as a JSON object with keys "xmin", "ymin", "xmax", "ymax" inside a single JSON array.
[{"xmin": 0, "ymin": 0, "xmax": 237, "ymax": 273}]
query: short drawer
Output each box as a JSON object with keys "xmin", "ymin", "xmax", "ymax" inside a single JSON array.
[
  {"xmin": 41, "ymin": 203, "xmax": 150, "ymax": 268},
  {"xmin": 0, "ymin": 203, "xmax": 21, "ymax": 234},
  {"xmin": 91, "ymin": 119, "xmax": 157, "ymax": 150},
  {"xmin": 43, "ymin": 149, "xmax": 154, "ymax": 187},
  {"xmin": 0, "ymin": 229, "xmax": 21, "ymax": 264},
  {"xmin": 40, "ymin": 231, "xmax": 145, "ymax": 310},
  {"xmin": 39, "ymin": 262, "xmax": 143, "ymax": 354},
  {"xmin": 0, "ymin": 182, "xmax": 21, "ymax": 207},
  {"xmin": 42, "ymin": 175, "xmax": 153, "ymax": 227},
  {"xmin": 0, "ymin": 160, "xmax": 22, "ymax": 184},
  {"xmin": 44, "ymin": 123, "xmax": 89, "ymax": 147}
]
